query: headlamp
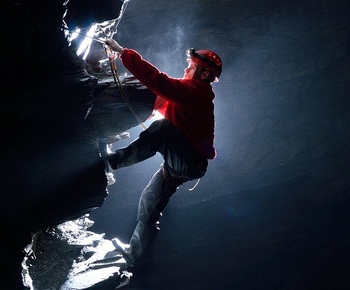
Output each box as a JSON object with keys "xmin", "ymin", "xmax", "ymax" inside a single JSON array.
[
  {"xmin": 186, "ymin": 48, "xmax": 197, "ymax": 59},
  {"xmin": 186, "ymin": 48, "xmax": 214, "ymax": 67}
]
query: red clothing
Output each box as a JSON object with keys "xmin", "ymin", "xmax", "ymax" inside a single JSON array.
[{"xmin": 120, "ymin": 48, "xmax": 216, "ymax": 159}]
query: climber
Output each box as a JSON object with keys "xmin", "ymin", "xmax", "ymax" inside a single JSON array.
[{"xmin": 99, "ymin": 38, "xmax": 222, "ymax": 270}]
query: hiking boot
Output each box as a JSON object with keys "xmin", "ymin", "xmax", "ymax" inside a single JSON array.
[
  {"xmin": 111, "ymin": 238, "xmax": 135, "ymax": 269},
  {"xmin": 98, "ymin": 139, "xmax": 119, "ymax": 171}
]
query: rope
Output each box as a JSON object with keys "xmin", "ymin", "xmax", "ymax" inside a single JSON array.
[
  {"xmin": 105, "ymin": 47, "xmax": 148, "ymax": 130},
  {"xmin": 181, "ymin": 179, "xmax": 201, "ymax": 191}
]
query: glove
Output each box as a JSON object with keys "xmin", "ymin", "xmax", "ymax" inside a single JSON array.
[{"xmin": 105, "ymin": 38, "xmax": 124, "ymax": 54}]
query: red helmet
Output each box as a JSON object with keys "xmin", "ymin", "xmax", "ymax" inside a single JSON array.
[{"xmin": 186, "ymin": 48, "xmax": 222, "ymax": 81}]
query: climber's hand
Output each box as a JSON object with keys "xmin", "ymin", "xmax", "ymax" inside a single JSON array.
[{"xmin": 105, "ymin": 38, "xmax": 124, "ymax": 54}]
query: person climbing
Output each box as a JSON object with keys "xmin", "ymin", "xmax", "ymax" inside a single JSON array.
[{"xmin": 99, "ymin": 38, "xmax": 222, "ymax": 270}]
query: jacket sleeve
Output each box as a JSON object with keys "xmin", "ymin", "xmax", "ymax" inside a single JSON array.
[{"xmin": 120, "ymin": 49, "xmax": 194, "ymax": 105}]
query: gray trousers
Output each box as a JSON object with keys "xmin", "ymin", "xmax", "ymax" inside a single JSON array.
[{"xmin": 113, "ymin": 119, "xmax": 208, "ymax": 265}]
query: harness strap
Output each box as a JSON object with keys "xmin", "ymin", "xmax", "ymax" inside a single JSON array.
[
  {"xmin": 162, "ymin": 165, "xmax": 201, "ymax": 191},
  {"xmin": 162, "ymin": 166, "xmax": 182, "ymax": 189}
]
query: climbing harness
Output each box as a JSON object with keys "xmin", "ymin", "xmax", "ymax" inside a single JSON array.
[{"xmin": 162, "ymin": 164, "xmax": 201, "ymax": 191}]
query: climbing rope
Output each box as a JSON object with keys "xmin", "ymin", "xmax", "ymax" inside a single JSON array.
[
  {"xmin": 181, "ymin": 179, "xmax": 201, "ymax": 191},
  {"xmin": 104, "ymin": 46, "xmax": 148, "ymax": 130}
]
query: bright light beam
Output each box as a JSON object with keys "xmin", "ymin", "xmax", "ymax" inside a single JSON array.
[{"xmin": 76, "ymin": 24, "xmax": 98, "ymax": 60}]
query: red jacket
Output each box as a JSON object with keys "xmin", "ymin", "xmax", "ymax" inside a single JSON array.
[{"xmin": 120, "ymin": 48, "xmax": 216, "ymax": 159}]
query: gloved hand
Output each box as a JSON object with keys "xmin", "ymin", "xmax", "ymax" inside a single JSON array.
[{"xmin": 105, "ymin": 38, "xmax": 124, "ymax": 54}]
